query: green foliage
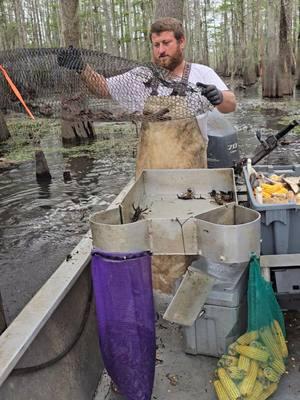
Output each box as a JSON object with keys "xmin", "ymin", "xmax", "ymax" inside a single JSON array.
[{"xmin": 217, "ymin": 0, "xmax": 231, "ymax": 13}]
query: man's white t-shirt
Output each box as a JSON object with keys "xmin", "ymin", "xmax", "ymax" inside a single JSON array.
[{"xmin": 107, "ymin": 63, "xmax": 229, "ymax": 142}]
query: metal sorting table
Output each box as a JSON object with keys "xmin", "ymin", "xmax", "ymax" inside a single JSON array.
[{"xmin": 90, "ymin": 169, "xmax": 261, "ymax": 263}]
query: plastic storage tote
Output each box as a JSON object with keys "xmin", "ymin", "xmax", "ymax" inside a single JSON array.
[
  {"xmin": 274, "ymin": 268, "xmax": 300, "ymax": 294},
  {"xmin": 243, "ymin": 164, "xmax": 300, "ymax": 255},
  {"xmin": 183, "ymin": 261, "xmax": 248, "ymax": 357}
]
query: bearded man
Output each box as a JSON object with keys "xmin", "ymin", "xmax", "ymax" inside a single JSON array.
[{"xmin": 58, "ymin": 17, "xmax": 236, "ymax": 177}]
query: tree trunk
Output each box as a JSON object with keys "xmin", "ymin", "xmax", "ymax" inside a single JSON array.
[
  {"xmin": 230, "ymin": 0, "xmax": 239, "ymax": 79},
  {"xmin": 35, "ymin": 148, "xmax": 52, "ymax": 182},
  {"xmin": 102, "ymin": 0, "xmax": 113, "ymax": 53},
  {"xmin": 154, "ymin": 0, "xmax": 184, "ymax": 21},
  {"xmin": 222, "ymin": 8, "xmax": 230, "ymax": 75},
  {"xmin": 202, "ymin": 0, "xmax": 209, "ymax": 65},
  {"xmin": 297, "ymin": 5, "xmax": 300, "ymax": 87},
  {"xmin": 111, "ymin": 0, "xmax": 120, "ymax": 56},
  {"xmin": 262, "ymin": 1, "xmax": 281, "ymax": 97},
  {"xmin": 0, "ymin": 111, "xmax": 10, "ymax": 142},
  {"xmin": 263, "ymin": 0, "xmax": 294, "ymax": 97},
  {"xmin": 124, "ymin": 0, "xmax": 133, "ymax": 59},
  {"xmin": 33, "ymin": 0, "xmax": 43, "ymax": 46},
  {"xmin": 58, "ymin": 0, "xmax": 95, "ymax": 143},
  {"xmin": 119, "ymin": 0, "xmax": 126, "ymax": 57},
  {"xmin": 133, "ymin": 2, "xmax": 139, "ymax": 60},
  {"xmin": 243, "ymin": 0, "xmax": 257, "ymax": 85},
  {"xmin": 0, "ymin": 1, "xmax": 9, "ymax": 49},
  {"xmin": 140, "ymin": 1, "xmax": 152, "ymax": 61},
  {"xmin": 278, "ymin": 0, "xmax": 293, "ymax": 95},
  {"xmin": 59, "ymin": 0, "xmax": 80, "ymax": 47},
  {"xmin": 13, "ymin": 0, "xmax": 27, "ymax": 47},
  {"xmin": 29, "ymin": 0, "xmax": 40, "ymax": 47}
]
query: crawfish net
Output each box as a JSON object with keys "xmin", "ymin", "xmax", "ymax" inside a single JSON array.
[
  {"xmin": 91, "ymin": 249, "xmax": 155, "ymax": 400},
  {"xmin": 0, "ymin": 48, "xmax": 212, "ymax": 123}
]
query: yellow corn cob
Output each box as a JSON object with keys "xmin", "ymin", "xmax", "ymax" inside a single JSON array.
[
  {"xmin": 259, "ymin": 383, "xmax": 278, "ymax": 399},
  {"xmin": 259, "ymin": 361, "xmax": 269, "ymax": 370},
  {"xmin": 237, "ymin": 331, "xmax": 258, "ymax": 345},
  {"xmin": 238, "ymin": 355, "xmax": 250, "ymax": 373},
  {"xmin": 270, "ymin": 358, "xmax": 286, "ymax": 375},
  {"xmin": 269, "ymin": 174, "xmax": 282, "ymax": 182},
  {"xmin": 214, "ymin": 380, "xmax": 231, "ymax": 400},
  {"xmin": 257, "ymin": 368, "xmax": 265, "ymax": 379},
  {"xmin": 259, "ymin": 326, "xmax": 283, "ymax": 361},
  {"xmin": 272, "ymin": 187, "xmax": 288, "ymax": 195},
  {"xmin": 250, "ymin": 340, "xmax": 268, "ymax": 352},
  {"xmin": 257, "ymin": 371, "xmax": 271, "ymax": 389},
  {"xmin": 246, "ymin": 380, "xmax": 264, "ymax": 400},
  {"xmin": 239, "ymin": 360, "xmax": 258, "ymax": 396},
  {"xmin": 272, "ymin": 320, "xmax": 288, "ymax": 358},
  {"xmin": 218, "ymin": 355, "xmax": 239, "ymax": 368},
  {"xmin": 278, "ymin": 187, "xmax": 288, "ymax": 193},
  {"xmin": 263, "ymin": 367, "xmax": 280, "ymax": 383},
  {"xmin": 218, "ymin": 368, "xmax": 241, "ymax": 400},
  {"xmin": 261, "ymin": 379, "xmax": 271, "ymax": 390},
  {"xmin": 226, "ymin": 366, "xmax": 245, "ymax": 381},
  {"xmin": 228, "ymin": 343, "xmax": 238, "ymax": 356},
  {"xmin": 235, "ymin": 344, "xmax": 269, "ymax": 362},
  {"xmin": 227, "ymin": 356, "xmax": 239, "ymax": 367},
  {"xmin": 261, "ymin": 183, "xmax": 285, "ymax": 194}
]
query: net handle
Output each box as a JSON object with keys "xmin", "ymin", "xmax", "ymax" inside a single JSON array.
[{"xmin": 0, "ymin": 64, "xmax": 35, "ymax": 120}]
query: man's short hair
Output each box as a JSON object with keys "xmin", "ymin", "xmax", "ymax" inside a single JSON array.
[{"xmin": 150, "ymin": 18, "xmax": 185, "ymax": 41}]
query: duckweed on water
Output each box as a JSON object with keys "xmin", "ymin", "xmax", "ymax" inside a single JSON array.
[
  {"xmin": 2, "ymin": 115, "xmax": 60, "ymax": 161},
  {"xmin": 1, "ymin": 114, "xmax": 137, "ymax": 162},
  {"xmin": 6, "ymin": 115, "xmax": 61, "ymax": 142},
  {"xmin": 278, "ymin": 114, "xmax": 300, "ymax": 134}
]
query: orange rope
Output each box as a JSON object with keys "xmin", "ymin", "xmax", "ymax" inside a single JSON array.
[{"xmin": 0, "ymin": 64, "xmax": 35, "ymax": 120}]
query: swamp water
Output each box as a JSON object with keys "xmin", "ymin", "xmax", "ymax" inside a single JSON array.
[{"xmin": 0, "ymin": 86, "xmax": 299, "ymax": 322}]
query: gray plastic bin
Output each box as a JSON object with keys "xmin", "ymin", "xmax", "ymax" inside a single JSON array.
[
  {"xmin": 274, "ymin": 268, "xmax": 300, "ymax": 294},
  {"xmin": 243, "ymin": 165, "xmax": 300, "ymax": 255},
  {"xmin": 183, "ymin": 261, "xmax": 248, "ymax": 357}
]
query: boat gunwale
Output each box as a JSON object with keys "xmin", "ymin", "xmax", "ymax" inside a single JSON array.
[{"xmin": 0, "ymin": 178, "xmax": 135, "ymax": 387}]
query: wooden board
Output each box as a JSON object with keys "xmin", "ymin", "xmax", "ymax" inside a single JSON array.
[{"xmin": 283, "ymin": 176, "xmax": 300, "ymax": 193}]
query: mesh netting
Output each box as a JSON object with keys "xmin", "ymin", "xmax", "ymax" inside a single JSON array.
[
  {"xmin": 247, "ymin": 254, "xmax": 285, "ymax": 336},
  {"xmin": 91, "ymin": 249, "xmax": 155, "ymax": 400},
  {"xmin": 0, "ymin": 48, "xmax": 212, "ymax": 122}
]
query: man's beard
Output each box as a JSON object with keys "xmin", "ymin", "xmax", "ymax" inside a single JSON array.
[{"xmin": 154, "ymin": 47, "xmax": 184, "ymax": 71}]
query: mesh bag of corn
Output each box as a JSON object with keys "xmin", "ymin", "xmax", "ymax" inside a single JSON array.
[{"xmin": 213, "ymin": 255, "xmax": 288, "ymax": 400}]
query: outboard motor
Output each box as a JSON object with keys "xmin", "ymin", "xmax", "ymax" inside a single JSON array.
[{"xmin": 207, "ymin": 109, "xmax": 240, "ymax": 168}]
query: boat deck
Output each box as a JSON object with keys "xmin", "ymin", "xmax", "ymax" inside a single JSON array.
[{"xmin": 94, "ymin": 310, "xmax": 300, "ymax": 400}]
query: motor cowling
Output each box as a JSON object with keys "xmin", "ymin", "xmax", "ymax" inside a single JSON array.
[{"xmin": 207, "ymin": 109, "xmax": 240, "ymax": 168}]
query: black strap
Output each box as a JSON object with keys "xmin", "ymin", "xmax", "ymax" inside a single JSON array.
[
  {"xmin": 150, "ymin": 62, "xmax": 191, "ymax": 96},
  {"xmin": 181, "ymin": 62, "xmax": 191, "ymax": 86}
]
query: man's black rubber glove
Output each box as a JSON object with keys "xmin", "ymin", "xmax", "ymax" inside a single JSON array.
[
  {"xmin": 57, "ymin": 46, "xmax": 85, "ymax": 74},
  {"xmin": 196, "ymin": 82, "xmax": 223, "ymax": 106}
]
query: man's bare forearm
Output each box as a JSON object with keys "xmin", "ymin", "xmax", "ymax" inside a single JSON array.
[
  {"xmin": 81, "ymin": 64, "xmax": 110, "ymax": 97},
  {"xmin": 217, "ymin": 90, "xmax": 236, "ymax": 113}
]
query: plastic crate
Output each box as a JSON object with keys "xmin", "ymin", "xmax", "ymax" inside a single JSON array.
[
  {"xmin": 183, "ymin": 261, "xmax": 248, "ymax": 357},
  {"xmin": 243, "ymin": 165, "xmax": 300, "ymax": 255},
  {"xmin": 274, "ymin": 268, "xmax": 300, "ymax": 294}
]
